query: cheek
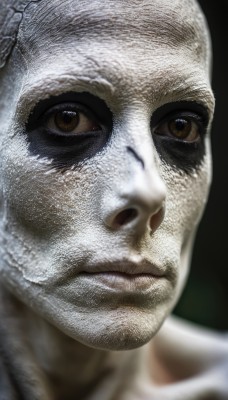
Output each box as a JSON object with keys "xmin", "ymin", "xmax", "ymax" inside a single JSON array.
[
  {"xmin": 2, "ymin": 135, "xmax": 100, "ymax": 229},
  {"xmin": 0, "ymin": 134, "xmax": 103, "ymax": 282},
  {"xmin": 159, "ymin": 150, "xmax": 211, "ymax": 285},
  {"xmin": 150, "ymin": 150, "xmax": 212, "ymax": 306},
  {"xmin": 161, "ymin": 154, "xmax": 211, "ymax": 243}
]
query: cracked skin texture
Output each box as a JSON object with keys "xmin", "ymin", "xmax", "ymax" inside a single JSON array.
[
  {"xmin": 0, "ymin": 0, "xmax": 42, "ymax": 68},
  {"xmin": 0, "ymin": 0, "xmax": 227, "ymax": 399}
]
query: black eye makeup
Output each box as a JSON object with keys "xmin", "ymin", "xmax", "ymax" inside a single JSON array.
[
  {"xmin": 151, "ymin": 101, "xmax": 210, "ymax": 173},
  {"xmin": 26, "ymin": 94, "xmax": 209, "ymax": 173},
  {"xmin": 26, "ymin": 92, "xmax": 113, "ymax": 169}
]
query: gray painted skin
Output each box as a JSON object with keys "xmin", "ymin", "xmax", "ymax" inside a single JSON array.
[{"xmin": 0, "ymin": 0, "xmax": 227, "ymax": 399}]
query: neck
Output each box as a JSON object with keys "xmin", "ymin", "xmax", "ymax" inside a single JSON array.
[
  {"xmin": 0, "ymin": 285, "xmax": 153, "ymax": 400},
  {"xmin": 25, "ymin": 315, "xmax": 152, "ymax": 400}
]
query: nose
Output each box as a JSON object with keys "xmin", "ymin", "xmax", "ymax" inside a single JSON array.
[{"xmin": 104, "ymin": 147, "xmax": 166, "ymax": 235}]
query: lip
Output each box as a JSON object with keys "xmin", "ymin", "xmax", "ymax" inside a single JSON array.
[
  {"xmin": 78, "ymin": 260, "xmax": 165, "ymax": 291},
  {"xmin": 80, "ymin": 259, "xmax": 165, "ymax": 277}
]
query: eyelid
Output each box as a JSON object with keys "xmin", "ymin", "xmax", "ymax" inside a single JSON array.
[
  {"xmin": 26, "ymin": 92, "xmax": 113, "ymax": 132},
  {"xmin": 158, "ymin": 111, "xmax": 206, "ymax": 130},
  {"xmin": 41, "ymin": 103, "xmax": 98, "ymax": 125},
  {"xmin": 151, "ymin": 106, "xmax": 210, "ymax": 148},
  {"xmin": 150, "ymin": 101, "xmax": 210, "ymax": 131}
]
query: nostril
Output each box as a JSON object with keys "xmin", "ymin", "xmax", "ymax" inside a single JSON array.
[
  {"xmin": 113, "ymin": 208, "xmax": 138, "ymax": 228},
  {"xmin": 149, "ymin": 207, "xmax": 165, "ymax": 232}
]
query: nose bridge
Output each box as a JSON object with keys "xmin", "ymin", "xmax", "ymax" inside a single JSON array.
[
  {"xmin": 102, "ymin": 114, "xmax": 167, "ymax": 234},
  {"xmin": 123, "ymin": 145, "xmax": 165, "ymax": 210},
  {"xmin": 119, "ymin": 107, "xmax": 166, "ymax": 199}
]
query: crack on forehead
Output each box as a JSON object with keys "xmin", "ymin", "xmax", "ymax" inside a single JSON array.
[
  {"xmin": 0, "ymin": 0, "xmax": 42, "ymax": 69},
  {"xmin": 15, "ymin": 0, "xmax": 210, "ymax": 65}
]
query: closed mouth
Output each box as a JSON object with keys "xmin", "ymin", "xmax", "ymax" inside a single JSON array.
[{"xmin": 80, "ymin": 259, "xmax": 165, "ymax": 278}]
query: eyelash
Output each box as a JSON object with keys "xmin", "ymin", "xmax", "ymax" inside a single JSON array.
[
  {"xmin": 37, "ymin": 104, "xmax": 101, "ymax": 134},
  {"xmin": 29, "ymin": 107, "xmax": 207, "ymax": 140},
  {"xmin": 26, "ymin": 95, "xmax": 209, "ymax": 172},
  {"xmin": 26, "ymin": 96, "xmax": 112, "ymax": 168},
  {"xmin": 151, "ymin": 108, "xmax": 209, "ymax": 173},
  {"xmin": 152, "ymin": 111, "xmax": 207, "ymax": 142}
]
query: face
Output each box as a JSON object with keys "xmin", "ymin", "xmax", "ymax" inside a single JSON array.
[{"xmin": 0, "ymin": 0, "xmax": 214, "ymax": 350}]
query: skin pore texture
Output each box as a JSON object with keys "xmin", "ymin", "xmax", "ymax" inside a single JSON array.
[{"xmin": 0, "ymin": 0, "xmax": 227, "ymax": 399}]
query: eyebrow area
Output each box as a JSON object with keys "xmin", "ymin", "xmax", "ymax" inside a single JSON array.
[{"xmin": 17, "ymin": 69, "xmax": 215, "ymax": 127}]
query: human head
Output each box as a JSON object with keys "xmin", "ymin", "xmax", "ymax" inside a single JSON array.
[{"xmin": 0, "ymin": 0, "xmax": 214, "ymax": 350}]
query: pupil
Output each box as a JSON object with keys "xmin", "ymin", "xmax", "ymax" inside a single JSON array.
[
  {"xmin": 175, "ymin": 118, "xmax": 187, "ymax": 131},
  {"xmin": 169, "ymin": 117, "xmax": 191, "ymax": 138},
  {"xmin": 55, "ymin": 110, "xmax": 79, "ymax": 132},
  {"xmin": 61, "ymin": 111, "xmax": 76, "ymax": 124}
]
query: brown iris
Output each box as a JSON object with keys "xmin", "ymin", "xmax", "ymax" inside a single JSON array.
[
  {"xmin": 54, "ymin": 111, "xmax": 79, "ymax": 133},
  {"xmin": 168, "ymin": 118, "xmax": 199, "ymax": 141},
  {"xmin": 168, "ymin": 118, "xmax": 192, "ymax": 139}
]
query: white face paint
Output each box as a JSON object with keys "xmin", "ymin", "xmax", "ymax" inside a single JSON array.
[{"xmin": 0, "ymin": 0, "xmax": 214, "ymax": 350}]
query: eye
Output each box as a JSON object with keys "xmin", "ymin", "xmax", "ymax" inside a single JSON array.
[
  {"xmin": 154, "ymin": 114, "xmax": 202, "ymax": 142},
  {"xmin": 26, "ymin": 93, "xmax": 112, "ymax": 169},
  {"xmin": 150, "ymin": 102, "xmax": 210, "ymax": 173},
  {"xmin": 44, "ymin": 104, "xmax": 101, "ymax": 136}
]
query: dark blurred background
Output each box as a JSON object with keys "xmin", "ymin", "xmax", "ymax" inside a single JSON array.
[{"xmin": 174, "ymin": 1, "xmax": 228, "ymax": 331}]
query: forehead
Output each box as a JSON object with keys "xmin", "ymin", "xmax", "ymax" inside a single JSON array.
[
  {"xmin": 13, "ymin": 0, "xmax": 213, "ymax": 111},
  {"xmin": 20, "ymin": 0, "xmax": 202, "ymax": 34},
  {"xmin": 17, "ymin": 0, "xmax": 209, "ymax": 60}
]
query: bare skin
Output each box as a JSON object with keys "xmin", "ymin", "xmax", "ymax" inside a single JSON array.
[
  {"xmin": 0, "ymin": 0, "xmax": 227, "ymax": 399},
  {"xmin": 1, "ymin": 287, "xmax": 227, "ymax": 399}
]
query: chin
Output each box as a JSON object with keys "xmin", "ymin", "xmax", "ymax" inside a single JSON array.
[{"xmin": 54, "ymin": 305, "xmax": 171, "ymax": 351}]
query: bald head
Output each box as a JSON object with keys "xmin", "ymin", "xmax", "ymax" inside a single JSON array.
[
  {"xmin": 0, "ymin": 0, "xmax": 214, "ymax": 350},
  {"xmin": 0, "ymin": 0, "xmax": 211, "ymax": 72}
]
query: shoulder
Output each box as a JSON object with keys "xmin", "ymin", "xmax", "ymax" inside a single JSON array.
[
  {"xmin": 151, "ymin": 315, "xmax": 228, "ymax": 398},
  {"xmin": 161, "ymin": 315, "xmax": 227, "ymax": 351},
  {"xmin": 155, "ymin": 315, "xmax": 228, "ymax": 369}
]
